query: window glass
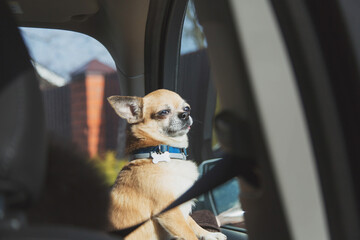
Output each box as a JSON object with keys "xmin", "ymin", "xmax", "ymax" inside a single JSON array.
[
  {"xmin": 213, "ymin": 179, "xmax": 241, "ymax": 213},
  {"xmin": 21, "ymin": 27, "xmax": 127, "ymax": 186},
  {"xmin": 178, "ymin": 0, "xmax": 211, "ymax": 162},
  {"xmin": 179, "ymin": 1, "xmax": 245, "ymax": 230},
  {"xmin": 21, "ymin": 28, "xmax": 116, "ymax": 80},
  {"xmin": 181, "ymin": 0, "xmax": 207, "ymax": 54}
]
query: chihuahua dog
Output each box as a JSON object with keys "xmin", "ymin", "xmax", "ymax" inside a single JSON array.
[{"xmin": 108, "ymin": 89, "xmax": 226, "ymax": 240}]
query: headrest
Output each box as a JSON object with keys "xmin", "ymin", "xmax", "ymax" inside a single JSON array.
[{"xmin": 0, "ymin": 0, "xmax": 47, "ymax": 208}]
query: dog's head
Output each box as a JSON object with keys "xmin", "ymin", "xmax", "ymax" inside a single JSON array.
[{"xmin": 108, "ymin": 89, "xmax": 193, "ymax": 150}]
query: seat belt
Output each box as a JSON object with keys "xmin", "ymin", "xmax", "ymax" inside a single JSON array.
[{"xmin": 110, "ymin": 112, "xmax": 258, "ymax": 238}]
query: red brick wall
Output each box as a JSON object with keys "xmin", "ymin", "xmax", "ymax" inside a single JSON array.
[
  {"xmin": 85, "ymin": 74, "xmax": 105, "ymax": 158},
  {"xmin": 41, "ymin": 60, "xmax": 122, "ymax": 157},
  {"xmin": 69, "ymin": 72, "xmax": 121, "ymax": 157}
]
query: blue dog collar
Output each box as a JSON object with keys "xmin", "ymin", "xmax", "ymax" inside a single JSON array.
[{"xmin": 131, "ymin": 145, "xmax": 187, "ymax": 161}]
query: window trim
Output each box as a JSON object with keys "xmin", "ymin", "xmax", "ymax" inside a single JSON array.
[{"xmin": 144, "ymin": 0, "xmax": 188, "ymax": 93}]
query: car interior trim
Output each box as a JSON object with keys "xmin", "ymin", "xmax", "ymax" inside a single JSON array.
[
  {"xmin": 144, "ymin": 0, "xmax": 187, "ymax": 93},
  {"xmin": 229, "ymin": 0, "xmax": 330, "ymax": 239},
  {"xmin": 270, "ymin": 0, "xmax": 360, "ymax": 238}
]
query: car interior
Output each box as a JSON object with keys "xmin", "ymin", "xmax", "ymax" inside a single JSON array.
[{"xmin": 1, "ymin": 0, "xmax": 360, "ymax": 239}]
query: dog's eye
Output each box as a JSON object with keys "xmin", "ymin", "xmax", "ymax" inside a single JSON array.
[
  {"xmin": 184, "ymin": 106, "xmax": 190, "ymax": 112},
  {"xmin": 158, "ymin": 109, "xmax": 170, "ymax": 116}
]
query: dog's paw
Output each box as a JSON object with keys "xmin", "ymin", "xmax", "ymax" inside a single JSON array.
[{"xmin": 200, "ymin": 232, "xmax": 227, "ymax": 240}]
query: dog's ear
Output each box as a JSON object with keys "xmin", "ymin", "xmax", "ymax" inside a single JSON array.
[{"xmin": 107, "ymin": 96, "xmax": 144, "ymax": 123}]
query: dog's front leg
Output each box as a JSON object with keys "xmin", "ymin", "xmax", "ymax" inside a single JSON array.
[
  {"xmin": 188, "ymin": 216, "xmax": 227, "ymax": 240},
  {"xmin": 155, "ymin": 208, "xmax": 198, "ymax": 240}
]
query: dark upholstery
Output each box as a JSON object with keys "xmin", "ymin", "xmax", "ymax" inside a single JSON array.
[
  {"xmin": 2, "ymin": 226, "xmax": 120, "ymax": 240},
  {"xmin": 0, "ymin": 0, "xmax": 47, "ymax": 207}
]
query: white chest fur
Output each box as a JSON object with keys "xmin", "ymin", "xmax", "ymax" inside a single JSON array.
[{"xmin": 157, "ymin": 159, "xmax": 199, "ymax": 217}]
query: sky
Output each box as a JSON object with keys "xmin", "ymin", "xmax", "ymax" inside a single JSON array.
[
  {"xmin": 20, "ymin": 2, "xmax": 204, "ymax": 82},
  {"xmin": 21, "ymin": 28, "xmax": 116, "ymax": 81}
]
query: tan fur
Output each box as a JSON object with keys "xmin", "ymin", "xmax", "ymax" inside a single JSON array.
[
  {"xmin": 123, "ymin": 90, "xmax": 190, "ymax": 153},
  {"xmin": 108, "ymin": 89, "xmax": 226, "ymax": 240}
]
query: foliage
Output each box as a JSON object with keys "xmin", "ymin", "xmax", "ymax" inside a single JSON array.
[
  {"xmin": 184, "ymin": 0, "xmax": 207, "ymax": 50},
  {"xmin": 91, "ymin": 151, "xmax": 128, "ymax": 186}
]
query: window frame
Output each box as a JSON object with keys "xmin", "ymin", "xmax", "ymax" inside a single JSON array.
[{"xmin": 144, "ymin": 0, "xmax": 188, "ymax": 93}]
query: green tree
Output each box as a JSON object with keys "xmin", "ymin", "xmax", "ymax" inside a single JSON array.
[{"xmin": 91, "ymin": 152, "xmax": 128, "ymax": 186}]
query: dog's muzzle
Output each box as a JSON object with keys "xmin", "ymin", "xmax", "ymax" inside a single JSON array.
[{"xmin": 178, "ymin": 111, "xmax": 190, "ymax": 120}]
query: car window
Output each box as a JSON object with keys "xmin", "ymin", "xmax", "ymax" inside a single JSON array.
[
  {"xmin": 179, "ymin": 1, "xmax": 245, "ymax": 230},
  {"xmin": 178, "ymin": 0, "xmax": 212, "ymax": 162},
  {"xmin": 20, "ymin": 27, "xmax": 127, "ymax": 186}
]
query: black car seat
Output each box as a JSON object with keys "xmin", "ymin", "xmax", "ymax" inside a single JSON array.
[
  {"xmin": 0, "ymin": 0, "xmax": 47, "ymax": 221},
  {"xmin": 0, "ymin": 1, "xmax": 120, "ymax": 239}
]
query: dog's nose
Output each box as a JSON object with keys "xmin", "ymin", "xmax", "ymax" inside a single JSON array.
[{"xmin": 179, "ymin": 111, "xmax": 190, "ymax": 120}]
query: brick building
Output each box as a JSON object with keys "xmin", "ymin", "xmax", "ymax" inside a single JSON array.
[{"xmin": 42, "ymin": 59, "xmax": 123, "ymax": 157}]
